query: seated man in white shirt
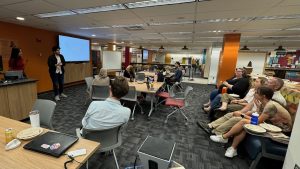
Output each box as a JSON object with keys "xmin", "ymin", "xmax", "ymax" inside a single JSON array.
[{"xmin": 81, "ymin": 76, "xmax": 131, "ymax": 130}]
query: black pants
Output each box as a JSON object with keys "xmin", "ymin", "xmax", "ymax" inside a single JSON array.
[{"xmin": 50, "ymin": 73, "xmax": 64, "ymax": 96}]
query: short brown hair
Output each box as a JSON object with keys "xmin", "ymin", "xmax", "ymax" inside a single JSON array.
[
  {"xmin": 258, "ymin": 77, "xmax": 268, "ymax": 86},
  {"xmin": 274, "ymin": 77, "xmax": 284, "ymax": 91},
  {"xmin": 256, "ymin": 86, "xmax": 274, "ymax": 100},
  {"xmin": 111, "ymin": 76, "xmax": 129, "ymax": 99}
]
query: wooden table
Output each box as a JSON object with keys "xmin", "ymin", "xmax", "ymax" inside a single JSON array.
[
  {"xmin": 129, "ymin": 82, "xmax": 164, "ymax": 119},
  {"xmin": 0, "ymin": 116, "xmax": 100, "ymax": 169},
  {"xmin": 138, "ymin": 71, "xmax": 156, "ymax": 77}
]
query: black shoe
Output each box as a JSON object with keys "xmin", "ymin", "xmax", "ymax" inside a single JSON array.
[{"xmin": 197, "ymin": 120, "xmax": 212, "ymax": 135}]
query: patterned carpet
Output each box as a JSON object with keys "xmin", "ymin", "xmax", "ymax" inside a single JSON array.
[{"xmin": 38, "ymin": 83, "xmax": 250, "ymax": 169}]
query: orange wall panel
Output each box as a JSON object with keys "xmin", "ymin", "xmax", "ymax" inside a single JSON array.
[
  {"xmin": 217, "ymin": 34, "xmax": 241, "ymax": 82},
  {"xmin": 0, "ymin": 21, "xmax": 91, "ymax": 93}
]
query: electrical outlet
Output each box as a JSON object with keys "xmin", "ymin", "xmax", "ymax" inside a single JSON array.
[{"xmin": 294, "ymin": 164, "xmax": 300, "ymax": 169}]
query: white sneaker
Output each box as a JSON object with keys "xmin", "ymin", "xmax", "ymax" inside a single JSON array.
[
  {"xmin": 55, "ymin": 95, "xmax": 60, "ymax": 101},
  {"xmin": 225, "ymin": 146, "xmax": 237, "ymax": 158},
  {"xmin": 60, "ymin": 93, "xmax": 68, "ymax": 98},
  {"xmin": 210, "ymin": 135, "xmax": 228, "ymax": 143}
]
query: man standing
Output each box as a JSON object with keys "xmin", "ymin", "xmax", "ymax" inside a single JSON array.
[{"xmin": 48, "ymin": 46, "xmax": 67, "ymax": 101}]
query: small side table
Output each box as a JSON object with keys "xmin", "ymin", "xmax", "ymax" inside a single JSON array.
[{"xmin": 138, "ymin": 136, "xmax": 176, "ymax": 169}]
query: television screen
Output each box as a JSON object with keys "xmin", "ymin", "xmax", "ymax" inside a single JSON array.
[
  {"xmin": 58, "ymin": 35, "xmax": 90, "ymax": 62},
  {"xmin": 143, "ymin": 49, "xmax": 148, "ymax": 63}
]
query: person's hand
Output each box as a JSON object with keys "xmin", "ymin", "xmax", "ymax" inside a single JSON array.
[
  {"xmin": 223, "ymin": 81, "xmax": 229, "ymax": 86},
  {"xmin": 254, "ymin": 98, "xmax": 262, "ymax": 108},
  {"xmin": 231, "ymin": 100, "xmax": 239, "ymax": 104},
  {"xmin": 233, "ymin": 111, "xmax": 242, "ymax": 117}
]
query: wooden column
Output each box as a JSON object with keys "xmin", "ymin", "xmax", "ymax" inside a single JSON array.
[{"xmin": 217, "ymin": 34, "xmax": 241, "ymax": 83}]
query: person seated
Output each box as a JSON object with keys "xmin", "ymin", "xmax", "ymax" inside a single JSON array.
[
  {"xmin": 203, "ymin": 68, "xmax": 250, "ymax": 113},
  {"xmin": 218, "ymin": 77, "xmax": 267, "ymax": 111},
  {"xmin": 123, "ymin": 65, "xmax": 135, "ymax": 81},
  {"xmin": 165, "ymin": 61, "xmax": 182, "ymax": 85},
  {"xmin": 210, "ymin": 86, "xmax": 292, "ymax": 158},
  {"xmin": 156, "ymin": 65, "xmax": 166, "ymax": 82},
  {"xmin": 93, "ymin": 68, "xmax": 110, "ymax": 86},
  {"xmin": 199, "ymin": 77, "xmax": 287, "ymax": 135},
  {"xmin": 81, "ymin": 76, "xmax": 130, "ymax": 130}
]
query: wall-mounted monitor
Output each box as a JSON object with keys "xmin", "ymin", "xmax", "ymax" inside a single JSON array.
[
  {"xmin": 142, "ymin": 49, "xmax": 148, "ymax": 63},
  {"xmin": 58, "ymin": 35, "xmax": 90, "ymax": 62}
]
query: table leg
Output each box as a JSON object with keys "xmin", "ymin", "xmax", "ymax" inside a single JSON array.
[{"xmin": 148, "ymin": 94, "xmax": 154, "ymax": 119}]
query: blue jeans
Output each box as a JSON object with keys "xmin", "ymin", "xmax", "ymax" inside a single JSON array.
[
  {"xmin": 50, "ymin": 73, "xmax": 64, "ymax": 96},
  {"xmin": 209, "ymin": 89, "xmax": 221, "ymax": 109},
  {"xmin": 209, "ymin": 89, "xmax": 219, "ymax": 101}
]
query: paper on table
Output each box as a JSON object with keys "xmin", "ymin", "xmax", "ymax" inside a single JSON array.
[{"xmin": 268, "ymin": 132, "xmax": 289, "ymax": 139}]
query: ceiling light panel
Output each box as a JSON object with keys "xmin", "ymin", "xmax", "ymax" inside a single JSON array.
[
  {"xmin": 80, "ymin": 26, "xmax": 111, "ymax": 29},
  {"xmin": 35, "ymin": 11, "xmax": 76, "ymax": 18},
  {"xmin": 124, "ymin": 0, "xmax": 196, "ymax": 9},
  {"xmin": 149, "ymin": 20, "xmax": 194, "ymax": 26},
  {"xmin": 73, "ymin": 4, "xmax": 126, "ymax": 14},
  {"xmin": 112, "ymin": 23, "xmax": 144, "ymax": 28}
]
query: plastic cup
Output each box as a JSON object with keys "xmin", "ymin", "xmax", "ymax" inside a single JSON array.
[{"xmin": 29, "ymin": 110, "xmax": 40, "ymax": 127}]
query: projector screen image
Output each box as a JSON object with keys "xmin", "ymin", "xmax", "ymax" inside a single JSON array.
[{"xmin": 58, "ymin": 35, "xmax": 90, "ymax": 62}]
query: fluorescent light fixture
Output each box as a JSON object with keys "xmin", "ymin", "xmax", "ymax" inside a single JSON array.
[
  {"xmin": 91, "ymin": 34, "xmax": 96, "ymax": 37},
  {"xmin": 124, "ymin": 0, "xmax": 196, "ymax": 9},
  {"xmin": 35, "ymin": 11, "xmax": 76, "ymax": 18},
  {"xmin": 197, "ymin": 17, "xmax": 253, "ymax": 24},
  {"xmin": 73, "ymin": 4, "xmax": 125, "ymax": 14},
  {"xmin": 255, "ymin": 14, "xmax": 300, "ymax": 20},
  {"xmin": 80, "ymin": 26, "xmax": 110, "ymax": 29},
  {"xmin": 286, "ymin": 28, "xmax": 300, "ymax": 31},
  {"xmin": 91, "ymin": 42, "xmax": 99, "ymax": 45},
  {"xmin": 16, "ymin": 17, "xmax": 25, "ymax": 21},
  {"xmin": 149, "ymin": 20, "xmax": 193, "ymax": 26},
  {"xmin": 161, "ymin": 32, "xmax": 193, "ymax": 35},
  {"xmin": 112, "ymin": 24, "xmax": 144, "ymax": 28}
]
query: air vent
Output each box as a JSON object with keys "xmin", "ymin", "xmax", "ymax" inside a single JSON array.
[{"xmin": 124, "ymin": 26, "xmax": 144, "ymax": 31}]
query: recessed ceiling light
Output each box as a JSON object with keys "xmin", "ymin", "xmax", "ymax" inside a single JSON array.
[
  {"xmin": 80, "ymin": 26, "xmax": 110, "ymax": 29},
  {"xmin": 16, "ymin": 17, "xmax": 25, "ymax": 21},
  {"xmin": 91, "ymin": 34, "xmax": 96, "ymax": 37},
  {"xmin": 73, "ymin": 4, "xmax": 125, "ymax": 14},
  {"xmin": 124, "ymin": 0, "xmax": 196, "ymax": 9},
  {"xmin": 112, "ymin": 24, "xmax": 144, "ymax": 28},
  {"xmin": 91, "ymin": 42, "xmax": 99, "ymax": 45},
  {"xmin": 35, "ymin": 11, "xmax": 76, "ymax": 18},
  {"xmin": 149, "ymin": 20, "xmax": 193, "ymax": 26}
]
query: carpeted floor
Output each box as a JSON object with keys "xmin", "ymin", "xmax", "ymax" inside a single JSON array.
[{"xmin": 38, "ymin": 83, "xmax": 250, "ymax": 169}]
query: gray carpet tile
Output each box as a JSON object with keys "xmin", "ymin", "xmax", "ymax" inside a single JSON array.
[{"xmin": 38, "ymin": 83, "xmax": 250, "ymax": 169}]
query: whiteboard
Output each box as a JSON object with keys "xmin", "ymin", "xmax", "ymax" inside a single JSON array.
[
  {"xmin": 237, "ymin": 51, "xmax": 267, "ymax": 75},
  {"xmin": 102, "ymin": 51, "xmax": 122, "ymax": 70}
]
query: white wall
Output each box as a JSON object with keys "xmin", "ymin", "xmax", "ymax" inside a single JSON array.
[
  {"xmin": 283, "ymin": 104, "xmax": 300, "ymax": 169},
  {"xmin": 169, "ymin": 53, "xmax": 203, "ymax": 64},
  {"xmin": 208, "ymin": 48, "xmax": 221, "ymax": 84},
  {"xmin": 237, "ymin": 51, "xmax": 267, "ymax": 75}
]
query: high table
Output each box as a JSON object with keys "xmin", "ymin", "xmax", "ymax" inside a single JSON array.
[
  {"xmin": 0, "ymin": 116, "xmax": 100, "ymax": 169},
  {"xmin": 128, "ymin": 82, "xmax": 164, "ymax": 119}
]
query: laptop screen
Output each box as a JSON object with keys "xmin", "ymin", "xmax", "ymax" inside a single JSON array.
[{"xmin": 23, "ymin": 131, "xmax": 79, "ymax": 158}]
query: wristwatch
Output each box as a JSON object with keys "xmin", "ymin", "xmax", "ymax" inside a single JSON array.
[{"xmin": 241, "ymin": 114, "xmax": 245, "ymax": 118}]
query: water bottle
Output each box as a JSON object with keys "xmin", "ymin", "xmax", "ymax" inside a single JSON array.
[
  {"xmin": 154, "ymin": 73, "xmax": 158, "ymax": 82},
  {"xmin": 221, "ymin": 87, "xmax": 227, "ymax": 94},
  {"xmin": 250, "ymin": 112, "xmax": 259, "ymax": 125}
]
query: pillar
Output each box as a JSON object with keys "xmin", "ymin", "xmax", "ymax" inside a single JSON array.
[
  {"xmin": 217, "ymin": 33, "xmax": 241, "ymax": 83},
  {"xmin": 124, "ymin": 46, "xmax": 130, "ymax": 68}
]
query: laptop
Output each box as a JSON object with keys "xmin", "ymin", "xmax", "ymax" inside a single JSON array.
[{"xmin": 23, "ymin": 131, "xmax": 79, "ymax": 158}]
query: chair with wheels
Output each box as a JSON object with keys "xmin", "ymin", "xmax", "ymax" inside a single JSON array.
[
  {"xmin": 32, "ymin": 99, "xmax": 56, "ymax": 130},
  {"xmin": 121, "ymin": 86, "xmax": 143, "ymax": 120},
  {"xmin": 84, "ymin": 77, "xmax": 94, "ymax": 105},
  {"xmin": 79, "ymin": 123, "xmax": 126, "ymax": 169},
  {"xmin": 164, "ymin": 86, "xmax": 193, "ymax": 125},
  {"xmin": 91, "ymin": 85, "xmax": 110, "ymax": 101}
]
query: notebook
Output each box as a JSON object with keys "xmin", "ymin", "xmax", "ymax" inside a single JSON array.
[{"xmin": 23, "ymin": 131, "xmax": 79, "ymax": 158}]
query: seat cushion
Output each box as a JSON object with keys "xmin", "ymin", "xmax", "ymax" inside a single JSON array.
[
  {"xmin": 165, "ymin": 98, "xmax": 184, "ymax": 107},
  {"xmin": 243, "ymin": 135, "xmax": 262, "ymax": 160},
  {"xmin": 264, "ymin": 139, "xmax": 287, "ymax": 157},
  {"xmin": 157, "ymin": 92, "xmax": 170, "ymax": 98}
]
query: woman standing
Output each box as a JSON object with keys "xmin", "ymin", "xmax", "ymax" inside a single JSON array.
[{"xmin": 9, "ymin": 48, "xmax": 25, "ymax": 71}]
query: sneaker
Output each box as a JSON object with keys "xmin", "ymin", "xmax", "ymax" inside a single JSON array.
[
  {"xmin": 197, "ymin": 120, "xmax": 212, "ymax": 134},
  {"xmin": 225, "ymin": 146, "xmax": 237, "ymax": 158},
  {"xmin": 60, "ymin": 93, "xmax": 68, "ymax": 98},
  {"xmin": 55, "ymin": 95, "xmax": 60, "ymax": 101},
  {"xmin": 210, "ymin": 135, "xmax": 228, "ymax": 143}
]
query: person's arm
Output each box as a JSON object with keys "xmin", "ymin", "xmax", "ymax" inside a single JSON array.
[
  {"xmin": 240, "ymin": 101, "xmax": 254, "ymax": 114},
  {"xmin": 48, "ymin": 56, "xmax": 54, "ymax": 68},
  {"xmin": 60, "ymin": 54, "xmax": 66, "ymax": 66}
]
